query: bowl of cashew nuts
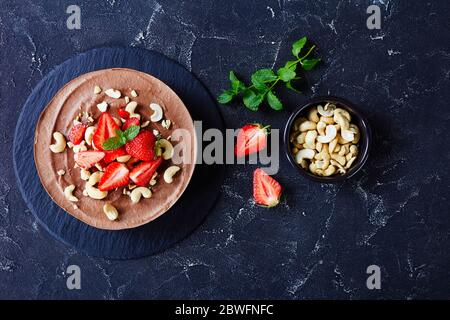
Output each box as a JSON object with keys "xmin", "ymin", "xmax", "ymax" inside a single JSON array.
[{"xmin": 284, "ymin": 96, "xmax": 371, "ymax": 182}]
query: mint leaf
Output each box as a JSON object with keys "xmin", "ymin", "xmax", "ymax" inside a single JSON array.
[
  {"xmin": 124, "ymin": 125, "xmax": 140, "ymax": 141},
  {"xmin": 284, "ymin": 60, "xmax": 298, "ymax": 71},
  {"xmin": 251, "ymin": 69, "xmax": 277, "ymax": 83},
  {"xmin": 243, "ymin": 90, "xmax": 264, "ymax": 111},
  {"xmin": 301, "ymin": 58, "xmax": 320, "ymax": 70},
  {"xmin": 218, "ymin": 90, "xmax": 234, "ymax": 104},
  {"xmin": 251, "ymin": 78, "xmax": 268, "ymax": 92},
  {"xmin": 286, "ymin": 81, "xmax": 301, "ymax": 93},
  {"xmin": 266, "ymin": 91, "xmax": 283, "ymax": 110},
  {"xmin": 229, "ymin": 71, "xmax": 246, "ymax": 93},
  {"xmin": 277, "ymin": 67, "xmax": 296, "ymax": 82},
  {"xmin": 292, "ymin": 37, "xmax": 307, "ymax": 58},
  {"xmin": 103, "ymin": 136, "xmax": 124, "ymax": 150}
]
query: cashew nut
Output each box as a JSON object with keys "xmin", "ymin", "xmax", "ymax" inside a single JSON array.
[
  {"xmin": 150, "ymin": 103, "xmax": 163, "ymax": 122},
  {"xmin": 349, "ymin": 124, "xmax": 360, "ymax": 143},
  {"xmin": 50, "ymin": 132, "xmax": 66, "ymax": 153},
  {"xmin": 345, "ymin": 156, "xmax": 357, "ymax": 169},
  {"xmin": 116, "ymin": 155, "xmax": 131, "ymax": 163},
  {"xmin": 296, "ymin": 132, "xmax": 306, "ymax": 144},
  {"xmin": 317, "ymin": 103, "xmax": 336, "ymax": 117},
  {"xmin": 317, "ymin": 121, "xmax": 326, "ymax": 136},
  {"xmin": 331, "ymin": 153, "xmax": 346, "ymax": 166},
  {"xmin": 80, "ymin": 169, "xmax": 91, "ymax": 181},
  {"xmin": 329, "ymin": 137, "xmax": 338, "ymax": 154},
  {"xmin": 294, "ymin": 117, "xmax": 307, "ymax": 131},
  {"xmin": 304, "ymin": 130, "xmax": 317, "ymax": 149},
  {"xmin": 161, "ymin": 119, "xmax": 171, "ymax": 129},
  {"xmin": 158, "ymin": 139, "xmax": 174, "ymax": 160},
  {"xmin": 64, "ymin": 185, "xmax": 78, "ymax": 202},
  {"xmin": 317, "ymin": 125, "xmax": 337, "ymax": 143},
  {"xmin": 129, "ymin": 187, "xmax": 152, "ymax": 204},
  {"xmin": 331, "ymin": 159, "xmax": 346, "ymax": 175},
  {"xmin": 320, "ymin": 165, "xmax": 336, "ymax": 177},
  {"xmin": 320, "ymin": 116, "xmax": 335, "ymax": 125},
  {"xmin": 94, "ymin": 85, "xmax": 102, "ymax": 94},
  {"xmin": 316, "ymin": 157, "xmax": 330, "ymax": 170},
  {"xmin": 86, "ymin": 171, "xmax": 108, "ymax": 199},
  {"xmin": 307, "ymin": 107, "xmax": 320, "ymax": 123},
  {"xmin": 316, "ymin": 141, "xmax": 323, "ymax": 152},
  {"xmin": 334, "ymin": 112, "xmax": 350, "ymax": 130},
  {"xmin": 334, "ymin": 108, "xmax": 351, "ymax": 121},
  {"xmin": 103, "ymin": 203, "xmax": 119, "ymax": 221},
  {"xmin": 125, "ymin": 101, "xmax": 141, "ymax": 119},
  {"xmin": 104, "ymin": 89, "xmax": 121, "ymax": 99},
  {"xmin": 163, "ymin": 166, "xmax": 180, "ymax": 183},
  {"xmin": 73, "ymin": 141, "xmax": 87, "ymax": 153},
  {"xmin": 295, "ymin": 148, "xmax": 315, "ymax": 163},
  {"xmin": 130, "ymin": 89, "xmax": 138, "ymax": 97},
  {"xmin": 84, "ymin": 126, "xmax": 95, "ymax": 145},
  {"xmin": 341, "ymin": 129, "xmax": 355, "ymax": 142},
  {"xmin": 339, "ymin": 144, "xmax": 349, "ymax": 156},
  {"xmin": 349, "ymin": 145, "xmax": 358, "ymax": 156},
  {"xmin": 309, "ymin": 161, "xmax": 318, "ymax": 174},
  {"xmin": 97, "ymin": 101, "xmax": 108, "ymax": 112},
  {"xmin": 299, "ymin": 120, "xmax": 317, "ymax": 132}
]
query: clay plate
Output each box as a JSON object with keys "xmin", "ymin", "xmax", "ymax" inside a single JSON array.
[{"xmin": 33, "ymin": 68, "xmax": 197, "ymax": 230}]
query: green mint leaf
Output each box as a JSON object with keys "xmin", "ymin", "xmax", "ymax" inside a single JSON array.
[
  {"xmin": 124, "ymin": 125, "xmax": 140, "ymax": 141},
  {"xmin": 251, "ymin": 69, "xmax": 278, "ymax": 83},
  {"xmin": 286, "ymin": 81, "xmax": 301, "ymax": 93},
  {"xmin": 301, "ymin": 58, "xmax": 320, "ymax": 70},
  {"xmin": 266, "ymin": 91, "xmax": 283, "ymax": 110},
  {"xmin": 292, "ymin": 37, "xmax": 307, "ymax": 58},
  {"xmin": 284, "ymin": 60, "xmax": 298, "ymax": 71},
  {"xmin": 277, "ymin": 67, "xmax": 296, "ymax": 82},
  {"xmin": 229, "ymin": 71, "xmax": 246, "ymax": 93},
  {"xmin": 243, "ymin": 90, "xmax": 264, "ymax": 111},
  {"xmin": 251, "ymin": 78, "xmax": 268, "ymax": 92},
  {"xmin": 103, "ymin": 136, "xmax": 124, "ymax": 150},
  {"xmin": 115, "ymin": 129, "xmax": 127, "ymax": 145},
  {"xmin": 218, "ymin": 90, "xmax": 235, "ymax": 104}
]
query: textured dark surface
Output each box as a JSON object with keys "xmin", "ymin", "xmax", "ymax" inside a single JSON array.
[
  {"xmin": 13, "ymin": 47, "xmax": 225, "ymax": 259},
  {"xmin": 1, "ymin": 0, "xmax": 450, "ymax": 299}
]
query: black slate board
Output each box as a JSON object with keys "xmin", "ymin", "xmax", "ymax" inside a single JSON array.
[{"xmin": 13, "ymin": 47, "xmax": 225, "ymax": 259}]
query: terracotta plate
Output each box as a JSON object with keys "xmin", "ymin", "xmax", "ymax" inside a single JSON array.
[{"xmin": 34, "ymin": 68, "xmax": 197, "ymax": 230}]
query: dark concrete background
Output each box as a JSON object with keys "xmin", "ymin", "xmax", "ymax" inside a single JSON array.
[{"xmin": 1, "ymin": 0, "xmax": 449, "ymax": 299}]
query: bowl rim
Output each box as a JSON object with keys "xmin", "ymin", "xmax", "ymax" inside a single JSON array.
[{"xmin": 283, "ymin": 95, "xmax": 371, "ymax": 183}]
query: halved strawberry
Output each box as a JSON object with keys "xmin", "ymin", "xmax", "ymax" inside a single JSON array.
[
  {"xmin": 98, "ymin": 162, "xmax": 130, "ymax": 191},
  {"xmin": 118, "ymin": 108, "xmax": 130, "ymax": 120},
  {"xmin": 122, "ymin": 117, "xmax": 140, "ymax": 130},
  {"xmin": 130, "ymin": 157, "xmax": 163, "ymax": 186},
  {"xmin": 74, "ymin": 151, "xmax": 105, "ymax": 169},
  {"xmin": 68, "ymin": 124, "xmax": 87, "ymax": 145},
  {"xmin": 125, "ymin": 130, "xmax": 156, "ymax": 161},
  {"xmin": 253, "ymin": 168, "xmax": 282, "ymax": 207},
  {"xmin": 103, "ymin": 147, "xmax": 127, "ymax": 164},
  {"xmin": 93, "ymin": 112, "xmax": 120, "ymax": 151},
  {"xmin": 235, "ymin": 124, "xmax": 270, "ymax": 157}
]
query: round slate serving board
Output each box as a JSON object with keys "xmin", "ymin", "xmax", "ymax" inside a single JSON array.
[{"xmin": 13, "ymin": 47, "xmax": 225, "ymax": 259}]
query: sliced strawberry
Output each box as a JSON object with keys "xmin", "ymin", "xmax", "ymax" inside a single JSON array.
[
  {"xmin": 103, "ymin": 147, "xmax": 127, "ymax": 164},
  {"xmin": 235, "ymin": 124, "xmax": 269, "ymax": 157},
  {"xmin": 118, "ymin": 108, "xmax": 130, "ymax": 120},
  {"xmin": 122, "ymin": 117, "xmax": 140, "ymax": 130},
  {"xmin": 130, "ymin": 157, "xmax": 163, "ymax": 186},
  {"xmin": 125, "ymin": 130, "xmax": 156, "ymax": 162},
  {"xmin": 125, "ymin": 157, "xmax": 140, "ymax": 170},
  {"xmin": 74, "ymin": 151, "xmax": 105, "ymax": 169},
  {"xmin": 98, "ymin": 162, "xmax": 130, "ymax": 191},
  {"xmin": 93, "ymin": 112, "xmax": 120, "ymax": 151},
  {"xmin": 68, "ymin": 124, "xmax": 87, "ymax": 145},
  {"xmin": 253, "ymin": 168, "xmax": 282, "ymax": 207}
]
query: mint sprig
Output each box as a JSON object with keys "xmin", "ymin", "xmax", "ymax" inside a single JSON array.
[
  {"xmin": 217, "ymin": 36, "xmax": 321, "ymax": 111},
  {"xmin": 102, "ymin": 125, "xmax": 140, "ymax": 150}
]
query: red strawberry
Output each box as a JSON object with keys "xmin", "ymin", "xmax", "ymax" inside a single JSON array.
[
  {"xmin": 74, "ymin": 151, "xmax": 105, "ymax": 169},
  {"xmin": 235, "ymin": 124, "xmax": 269, "ymax": 157},
  {"xmin": 103, "ymin": 147, "xmax": 127, "ymax": 164},
  {"xmin": 125, "ymin": 130, "xmax": 156, "ymax": 162},
  {"xmin": 253, "ymin": 168, "xmax": 282, "ymax": 207},
  {"xmin": 98, "ymin": 162, "xmax": 130, "ymax": 191},
  {"xmin": 93, "ymin": 112, "xmax": 120, "ymax": 151},
  {"xmin": 122, "ymin": 117, "xmax": 140, "ymax": 130},
  {"xmin": 118, "ymin": 108, "xmax": 130, "ymax": 120},
  {"xmin": 130, "ymin": 157, "xmax": 163, "ymax": 186},
  {"xmin": 68, "ymin": 124, "xmax": 87, "ymax": 145}
]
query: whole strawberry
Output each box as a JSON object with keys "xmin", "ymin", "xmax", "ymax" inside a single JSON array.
[{"xmin": 125, "ymin": 130, "xmax": 156, "ymax": 162}]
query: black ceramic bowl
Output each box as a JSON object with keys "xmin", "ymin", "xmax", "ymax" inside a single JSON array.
[{"xmin": 284, "ymin": 96, "xmax": 371, "ymax": 182}]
